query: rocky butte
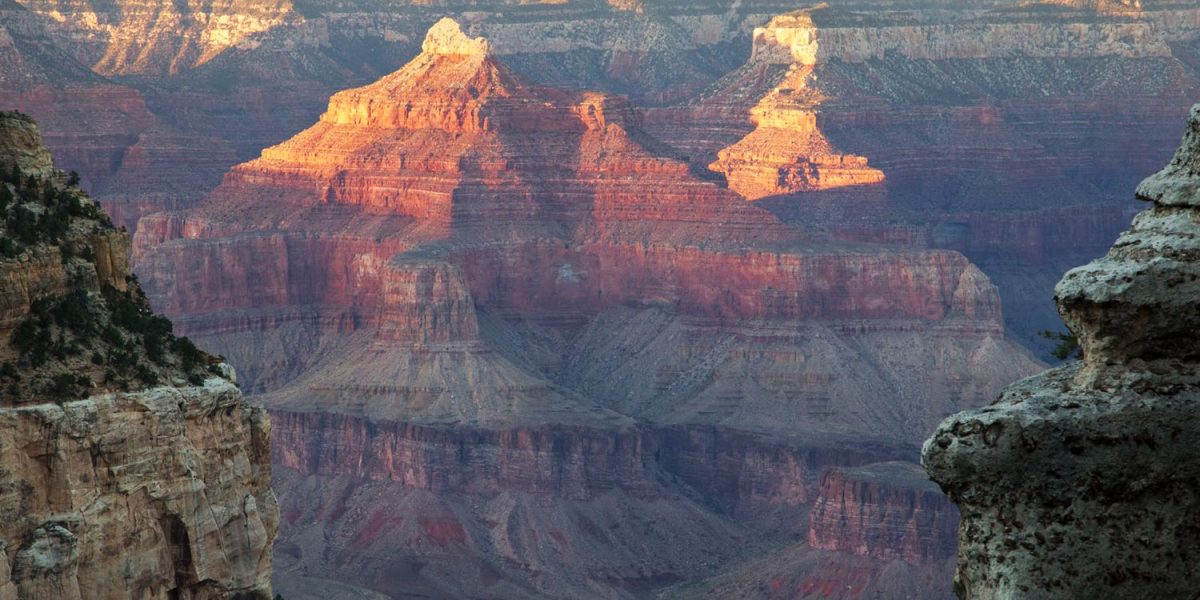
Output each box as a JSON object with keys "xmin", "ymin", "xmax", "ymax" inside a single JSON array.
[
  {"xmin": 644, "ymin": 1, "xmax": 1200, "ymax": 350},
  {"xmin": 924, "ymin": 104, "xmax": 1200, "ymax": 598},
  {"xmin": 133, "ymin": 18, "xmax": 1040, "ymax": 599},
  {"xmin": 0, "ymin": 111, "xmax": 277, "ymax": 599}
]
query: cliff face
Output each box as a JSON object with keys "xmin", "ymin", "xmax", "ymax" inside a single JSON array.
[
  {"xmin": 924, "ymin": 104, "xmax": 1200, "ymax": 599},
  {"xmin": 267, "ymin": 414, "xmax": 912, "ymax": 599},
  {"xmin": 0, "ymin": 112, "xmax": 277, "ymax": 599},
  {"xmin": 0, "ymin": 381, "xmax": 275, "ymax": 600},
  {"xmin": 133, "ymin": 18, "xmax": 1032, "ymax": 439},
  {"xmin": 808, "ymin": 462, "xmax": 958, "ymax": 565}
]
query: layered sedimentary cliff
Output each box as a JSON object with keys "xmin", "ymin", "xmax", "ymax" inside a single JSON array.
[
  {"xmin": 0, "ymin": 112, "xmax": 277, "ymax": 599},
  {"xmin": 645, "ymin": 1, "xmax": 1200, "ymax": 354},
  {"xmin": 130, "ymin": 19, "xmax": 1038, "ymax": 599},
  {"xmin": 924, "ymin": 105, "xmax": 1200, "ymax": 599},
  {"xmin": 808, "ymin": 462, "xmax": 958, "ymax": 565},
  {"xmin": 708, "ymin": 62, "xmax": 885, "ymax": 201},
  {"xmin": 0, "ymin": 0, "xmax": 237, "ymax": 231}
]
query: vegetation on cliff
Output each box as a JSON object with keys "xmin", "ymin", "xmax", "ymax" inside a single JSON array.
[{"xmin": 0, "ymin": 110, "xmax": 221, "ymax": 402}]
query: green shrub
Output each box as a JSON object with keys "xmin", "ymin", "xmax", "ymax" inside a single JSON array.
[
  {"xmin": 134, "ymin": 363, "xmax": 158, "ymax": 385},
  {"xmin": 1039, "ymin": 329, "xmax": 1082, "ymax": 361},
  {"xmin": 0, "ymin": 237, "xmax": 18, "ymax": 258},
  {"xmin": 9, "ymin": 205, "xmax": 38, "ymax": 244}
]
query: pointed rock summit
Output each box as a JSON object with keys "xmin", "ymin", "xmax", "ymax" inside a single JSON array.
[
  {"xmin": 1056, "ymin": 103, "xmax": 1200, "ymax": 375},
  {"xmin": 1135, "ymin": 103, "xmax": 1200, "ymax": 207},
  {"xmin": 924, "ymin": 104, "xmax": 1200, "ymax": 599},
  {"xmin": 170, "ymin": 17, "xmax": 794, "ymax": 243},
  {"xmin": 421, "ymin": 17, "xmax": 490, "ymax": 56}
]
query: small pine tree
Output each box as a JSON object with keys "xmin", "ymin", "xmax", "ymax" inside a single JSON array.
[
  {"xmin": 0, "ymin": 237, "xmax": 19, "ymax": 258},
  {"xmin": 9, "ymin": 205, "xmax": 38, "ymax": 244},
  {"xmin": 7, "ymin": 164, "xmax": 19, "ymax": 186},
  {"xmin": 1039, "ymin": 329, "xmax": 1082, "ymax": 361},
  {"xmin": 67, "ymin": 171, "xmax": 80, "ymax": 187},
  {"xmin": 0, "ymin": 184, "xmax": 11, "ymax": 210}
]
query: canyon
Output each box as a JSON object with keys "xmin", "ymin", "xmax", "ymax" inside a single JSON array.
[
  {"xmin": 2, "ymin": 0, "xmax": 1198, "ymax": 597},
  {"xmin": 5, "ymin": 0, "xmax": 1197, "ymax": 347},
  {"xmin": 128, "ymin": 17, "xmax": 1037, "ymax": 599}
]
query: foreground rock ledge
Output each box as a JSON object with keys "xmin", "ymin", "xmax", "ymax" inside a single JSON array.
[
  {"xmin": 0, "ymin": 378, "xmax": 277, "ymax": 600},
  {"xmin": 923, "ymin": 103, "xmax": 1200, "ymax": 600}
]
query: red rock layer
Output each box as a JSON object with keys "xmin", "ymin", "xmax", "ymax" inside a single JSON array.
[
  {"xmin": 271, "ymin": 411, "xmax": 655, "ymax": 500},
  {"xmin": 269, "ymin": 410, "xmax": 907, "ymax": 523},
  {"xmin": 454, "ymin": 240, "xmax": 998, "ymax": 322},
  {"xmin": 807, "ymin": 462, "xmax": 958, "ymax": 564},
  {"xmin": 266, "ymin": 411, "xmax": 915, "ymax": 598}
]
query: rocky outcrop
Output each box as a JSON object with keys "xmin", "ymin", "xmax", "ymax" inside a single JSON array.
[
  {"xmin": 923, "ymin": 104, "xmax": 1200, "ymax": 599},
  {"xmin": 0, "ymin": 112, "xmax": 277, "ymax": 599},
  {"xmin": 708, "ymin": 61, "xmax": 885, "ymax": 200},
  {"xmin": 0, "ymin": 381, "xmax": 277, "ymax": 600}
]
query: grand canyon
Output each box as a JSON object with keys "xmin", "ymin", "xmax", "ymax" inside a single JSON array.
[{"xmin": 1, "ymin": 0, "xmax": 1198, "ymax": 598}]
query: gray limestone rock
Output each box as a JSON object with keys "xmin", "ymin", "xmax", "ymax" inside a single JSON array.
[{"xmin": 923, "ymin": 104, "xmax": 1200, "ymax": 600}]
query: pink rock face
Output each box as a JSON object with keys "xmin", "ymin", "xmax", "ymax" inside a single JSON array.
[
  {"xmin": 808, "ymin": 462, "xmax": 958, "ymax": 564},
  {"xmin": 452, "ymin": 241, "xmax": 1000, "ymax": 323}
]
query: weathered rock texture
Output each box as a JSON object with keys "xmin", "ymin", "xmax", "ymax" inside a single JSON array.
[
  {"xmin": 0, "ymin": 112, "xmax": 277, "ymax": 599},
  {"xmin": 0, "ymin": 381, "xmax": 277, "ymax": 600},
  {"xmin": 923, "ymin": 104, "xmax": 1200, "ymax": 599}
]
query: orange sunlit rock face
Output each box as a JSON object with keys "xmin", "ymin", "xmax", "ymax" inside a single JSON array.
[
  {"xmin": 710, "ymin": 63, "xmax": 885, "ymax": 200},
  {"xmin": 136, "ymin": 20, "xmax": 1002, "ymax": 334}
]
